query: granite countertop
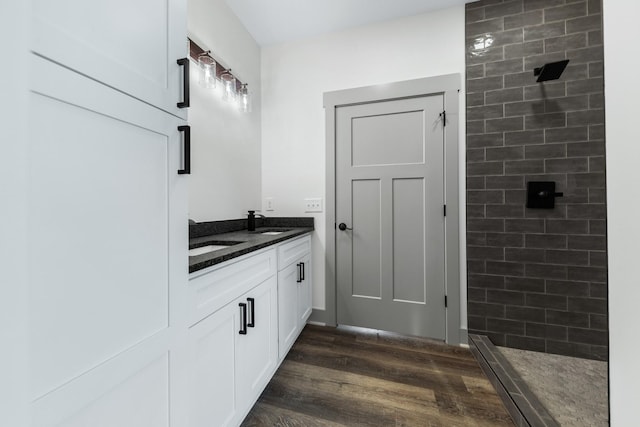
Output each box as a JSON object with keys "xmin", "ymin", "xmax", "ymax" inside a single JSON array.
[{"xmin": 189, "ymin": 217, "xmax": 314, "ymax": 274}]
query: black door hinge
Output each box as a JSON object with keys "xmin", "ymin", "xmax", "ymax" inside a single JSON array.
[
  {"xmin": 443, "ymin": 205, "xmax": 447, "ymax": 216},
  {"xmin": 445, "ymin": 295, "xmax": 448, "ymax": 308},
  {"xmin": 439, "ymin": 110, "xmax": 446, "ymax": 127}
]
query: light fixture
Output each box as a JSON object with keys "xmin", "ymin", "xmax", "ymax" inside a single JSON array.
[
  {"xmin": 189, "ymin": 40, "xmax": 251, "ymax": 111},
  {"xmin": 197, "ymin": 51, "xmax": 216, "ymax": 89},
  {"xmin": 220, "ymin": 69, "xmax": 236, "ymax": 102},
  {"xmin": 239, "ymin": 83, "xmax": 251, "ymax": 113}
]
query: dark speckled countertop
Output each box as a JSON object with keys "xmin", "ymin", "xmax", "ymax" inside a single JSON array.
[{"xmin": 189, "ymin": 217, "xmax": 314, "ymax": 274}]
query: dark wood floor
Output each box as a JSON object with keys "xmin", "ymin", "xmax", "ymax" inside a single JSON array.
[{"xmin": 242, "ymin": 325, "xmax": 514, "ymax": 426}]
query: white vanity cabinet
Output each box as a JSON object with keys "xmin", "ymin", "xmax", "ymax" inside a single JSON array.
[
  {"xmin": 187, "ymin": 250, "xmax": 278, "ymax": 427},
  {"xmin": 277, "ymin": 235, "xmax": 313, "ymax": 359},
  {"xmin": 186, "ymin": 233, "xmax": 312, "ymax": 427}
]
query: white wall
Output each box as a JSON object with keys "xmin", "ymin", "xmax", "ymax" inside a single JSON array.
[
  {"xmin": 187, "ymin": 0, "xmax": 261, "ymax": 221},
  {"xmin": 603, "ymin": 1, "xmax": 640, "ymax": 425},
  {"xmin": 261, "ymin": 6, "xmax": 467, "ymax": 325}
]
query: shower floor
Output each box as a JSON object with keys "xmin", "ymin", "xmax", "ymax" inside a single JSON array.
[
  {"xmin": 469, "ymin": 334, "xmax": 608, "ymax": 426},
  {"xmin": 498, "ymin": 346, "xmax": 608, "ymax": 427}
]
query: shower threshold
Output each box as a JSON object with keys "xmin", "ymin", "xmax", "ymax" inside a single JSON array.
[{"xmin": 469, "ymin": 334, "xmax": 608, "ymax": 427}]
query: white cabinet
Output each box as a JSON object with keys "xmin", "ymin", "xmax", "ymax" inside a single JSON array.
[
  {"xmin": 187, "ymin": 235, "xmax": 312, "ymax": 427},
  {"xmin": 4, "ymin": 1, "xmax": 190, "ymax": 425},
  {"xmin": 30, "ymin": 0, "xmax": 188, "ymax": 119},
  {"xmin": 277, "ymin": 262, "xmax": 300, "ymax": 357},
  {"xmin": 188, "ymin": 297, "xmax": 237, "ymax": 427},
  {"xmin": 188, "ymin": 250, "xmax": 278, "ymax": 427},
  {"xmin": 26, "ymin": 54, "xmax": 189, "ymax": 427},
  {"xmin": 297, "ymin": 253, "xmax": 313, "ymax": 326},
  {"xmin": 277, "ymin": 235, "xmax": 312, "ymax": 359},
  {"xmin": 235, "ymin": 277, "xmax": 278, "ymax": 411}
]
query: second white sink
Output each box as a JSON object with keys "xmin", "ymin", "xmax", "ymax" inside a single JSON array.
[{"xmin": 189, "ymin": 245, "xmax": 230, "ymax": 256}]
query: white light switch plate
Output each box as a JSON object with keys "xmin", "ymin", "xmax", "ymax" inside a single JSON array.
[
  {"xmin": 264, "ymin": 197, "xmax": 275, "ymax": 211},
  {"xmin": 304, "ymin": 198, "xmax": 323, "ymax": 213}
]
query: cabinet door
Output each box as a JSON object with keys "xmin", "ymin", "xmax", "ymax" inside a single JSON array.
[
  {"xmin": 30, "ymin": 0, "xmax": 187, "ymax": 119},
  {"xmin": 277, "ymin": 262, "xmax": 299, "ymax": 359},
  {"xmin": 188, "ymin": 275, "xmax": 277, "ymax": 427},
  {"xmin": 236, "ymin": 276, "xmax": 279, "ymax": 419},
  {"xmin": 188, "ymin": 302, "xmax": 239, "ymax": 427},
  {"xmin": 297, "ymin": 254, "xmax": 313, "ymax": 327},
  {"xmin": 28, "ymin": 55, "xmax": 188, "ymax": 427}
]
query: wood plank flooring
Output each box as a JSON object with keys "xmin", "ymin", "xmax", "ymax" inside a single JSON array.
[{"xmin": 242, "ymin": 325, "xmax": 514, "ymax": 426}]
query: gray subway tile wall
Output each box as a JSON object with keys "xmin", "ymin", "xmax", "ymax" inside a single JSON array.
[{"xmin": 465, "ymin": 0, "xmax": 606, "ymax": 360}]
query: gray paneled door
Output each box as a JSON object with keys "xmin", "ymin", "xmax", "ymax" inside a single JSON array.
[{"xmin": 336, "ymin": 94, "xmax": 446, "ymax": 339}]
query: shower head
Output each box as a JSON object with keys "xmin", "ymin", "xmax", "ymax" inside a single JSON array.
[{"xmin": 534, "ymin": 59, "xmax": 570, "ymax": 82}]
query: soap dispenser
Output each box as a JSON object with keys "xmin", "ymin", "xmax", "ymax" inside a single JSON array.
[{"xmin": 247, "ymin": 210, "xmax": 256, "ymax": 231}]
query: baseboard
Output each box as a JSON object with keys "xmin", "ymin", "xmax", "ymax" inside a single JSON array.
[
  {"xmin": 459, "ymin": 328, "xmax": 468, "ymax": 345},
  {"xmin": 306, "ymin": 320, "xmax": 326, "ymax": 326},
  {"xmin": 309, "ymin": 308, "xmax": 336, "ymax": 326}
]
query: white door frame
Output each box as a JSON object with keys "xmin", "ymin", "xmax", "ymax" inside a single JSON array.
[{"xmin": 315, "ymin": 74, "xmax": 463, "ymax": 345}]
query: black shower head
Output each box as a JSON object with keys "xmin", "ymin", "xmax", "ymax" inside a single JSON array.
[{"xmin": 533, "ymin": 59, "xmax": 570, "ymax": 82}]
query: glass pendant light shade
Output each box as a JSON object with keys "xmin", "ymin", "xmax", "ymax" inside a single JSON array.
[
  {"xmin": 220, "ymin": 69, "xmax": 236, "ymax": 102},
  {"xmin": 239, "ymin": 84, "xmax": 252, "ymax": 113},
  {"xmin": 197, "ymin": 53, "xmax": 216, "ymax": 89}
]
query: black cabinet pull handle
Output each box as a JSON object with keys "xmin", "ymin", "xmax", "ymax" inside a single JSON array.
[
  {"xmin": 296, "ymin": 263, "xmax": 302, "ymax": 283},
  {"xmin": 176, "ymin": 58, "xmax": 190, "ymax": 108},
  {"xmin": 239, "ymin": 303, "xmax": 247, "ymax": 335},
  {"xmin": 301, "ymin": 262, "xmax": 305, "ymax": 281},
  {"xmin": 247, "ymin": 297, "xmax": 255, "ymax": 328},
  {"xmin": 177, "ymin": 125, "xmax": 190, "ymax": 175},
  {"xmin": 338, "ymin": 223, "xmax": 352, "ymax": 231}
]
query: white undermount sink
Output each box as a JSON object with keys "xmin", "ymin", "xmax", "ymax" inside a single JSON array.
[
  {"xmin": 189, "ymin": 245, "xmax": 230, "ymax": 256},
  {"xmin": 258, "ymin": 228, "xmax": 291, "ymax": 235}
]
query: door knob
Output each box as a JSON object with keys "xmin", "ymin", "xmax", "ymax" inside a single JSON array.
[{"xmin": 338, "ymin": 223, "xmax": 352, "ymax": 231}]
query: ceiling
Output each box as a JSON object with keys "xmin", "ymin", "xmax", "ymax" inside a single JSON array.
[{"xmin": 224, "ymin": 0, "xmax": 471, "ymax": 46}]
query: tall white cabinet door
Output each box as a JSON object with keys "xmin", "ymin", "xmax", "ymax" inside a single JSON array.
[
  {"xmin": 236, "ymin": 276, "xmax": 279, "ymax": 418},
  {"xmin": 0, "ymin": 3, "xmax": 30, "ymax": 427},
  {"xmin": 30, "ymin": 0, "xmax": 188, "ymax": 119},
  {"xmin": 277, "ymin": 263, "xmax": 299, "ymax": 359},
  {"xmin": 297, "ymin": 254, "xmax": 313, "ymax": 326},
  {"xmin": 27, "ymin": 55, "xmax": 188, "ymax": 427}
]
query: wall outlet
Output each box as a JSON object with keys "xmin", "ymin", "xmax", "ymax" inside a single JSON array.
[
  {"xmin": 304, "ymin": 198, "xmax": 323, "ymax": 213},
  {"xmin": 264, "ymin": 197, "xmax": 275, "ymax": 211}
]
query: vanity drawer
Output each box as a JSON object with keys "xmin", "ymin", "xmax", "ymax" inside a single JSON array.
[
  {"xmin": 188, "ymin": 248, "xmax": 277, "ymax": 326},
  {"xmin": 277, "ymin": 234, "xmax": 311, "ymax": 271}
]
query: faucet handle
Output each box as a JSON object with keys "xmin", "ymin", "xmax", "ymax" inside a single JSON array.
[{"xmin": 248, "ymin": 210, "xmax": 265, "ymax": 218}]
